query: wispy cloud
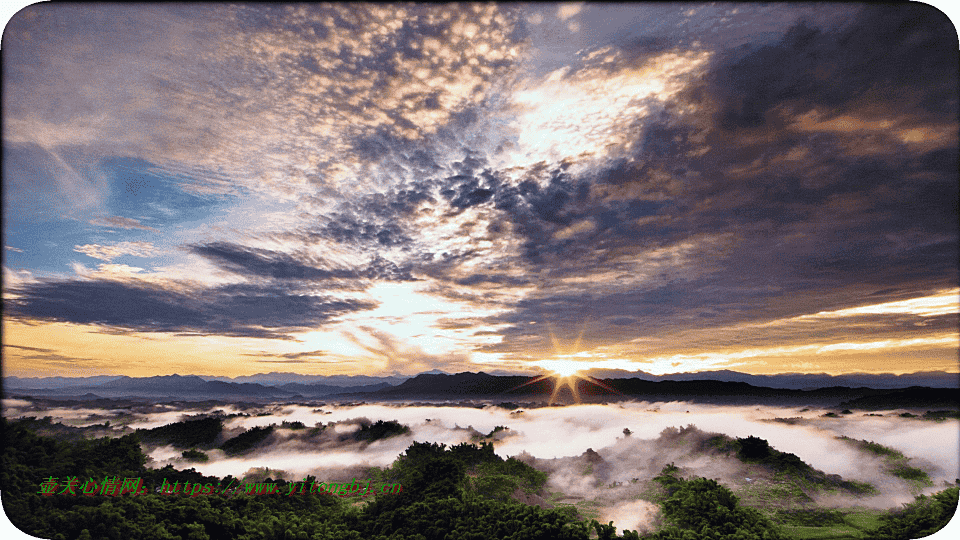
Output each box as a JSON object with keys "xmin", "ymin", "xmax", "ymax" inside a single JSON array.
[
  {"xmin": 90, "ymin": 215, "xmax": 159, "ymax": 232},
  {"xmin": 74, "ymin": 241, "xmax": 158, "ymax": 262},
  {"xmin": 2, "ymin": 4, "xmax": 956, "ymax": 376}
]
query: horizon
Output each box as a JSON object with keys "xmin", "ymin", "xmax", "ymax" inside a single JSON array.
[
  {"xmin": 3, "ymin": 3, "xmax": 958, "ymax": 380},
  {"xmin": 7, "ymin": 368, "xmax": 959, "ymax": 381}
]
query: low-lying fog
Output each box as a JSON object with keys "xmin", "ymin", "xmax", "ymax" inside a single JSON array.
[{"xmin": 6, "ymin": 399, "xmax": 958, "ymax": 533}]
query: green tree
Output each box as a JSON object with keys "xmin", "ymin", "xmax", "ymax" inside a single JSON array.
[
  {"xmin": 870, "ymin": 487, "xmax": 959, "ymax": 540},
  {"xmin": 649, "ymin": 466, "xmax": 788, "ymax": 540}
]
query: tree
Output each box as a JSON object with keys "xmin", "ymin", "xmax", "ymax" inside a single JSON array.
[
  {"xmin": 870, "ymin": 487, "xmax": 959, "ymax": 540},
  {"xmin": 650, "ymin": 466, "xmax": 788, "ymax": 540}
]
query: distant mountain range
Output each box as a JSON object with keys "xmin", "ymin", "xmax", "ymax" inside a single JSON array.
[
  {"xmin": 8, "ymin": 369, "xmax": 958, "ymax": 390},
  {"xmin": 4, "ymin": 374, "xmax": 392, "ymax": 400},
  {"xmin": 579, "ymin": 369, "xmax": 960, "ymax": 390},
  {"xmin": 198, "ymin": 373, "xmax": 408, "ymax": 387},
  {"xmin": 5, "ymin": 370, "xmax": 957, "ymax": 407},
  {"xmin": 349, "ymin": 372, "xmax": 956, "ymax": 408},
  {"xmin": 4, "ymin": 372, "xmax": 406, "ymax": 389}
]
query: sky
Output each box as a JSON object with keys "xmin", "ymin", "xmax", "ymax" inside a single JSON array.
[{"xmin": 2, "ymin": 2, "xmax": 958, "ymax": 378}]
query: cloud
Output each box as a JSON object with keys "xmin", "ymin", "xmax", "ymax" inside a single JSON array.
[
  {"xmin": 74, "ymin": 241, "xmax": 158, "ymax": 262},
  {"xmin": 4, "ymin": 279, "xmax": 378, "ymax": 339},
  {"xmin": 343, "ymin": 326, "xmax": 475, "ymax": 375},
  {"xmin": 4, "ymin": 4, "xmax": 529, "ymax": 203},
  {"xmin": 106, "ymin": 401, "xmax": 957, "ymax": 513},
  {"xmin": 89, "ymin": 215, "xmax": 159, "ymax": 232},
  {"xmin": 443, "ymin": 6, "xmax": 957, "ymax": 366},
  {"xmin": 1, "ymin": 343, "xmax": 123, "ymax": 373},
  {"xmin": 245, "ymin": 349, "xmax": 337, "ymax": 364},
  {"xmin": 3, "ymin": 4, "xmax": 955, "ymax": 375},
  {"xmin": 3, "ymin": 142, "xmax": 111, "ymax": 219},
  {"xmin": 3, "ymin": 344, "xmax": 55, "ymax": 354},
  {"xmin": 557, "ymin": 3, "xmax": 584, "ymax": 22},
  {"xmin": 189, "ymin": 242, "xmax": 416, "ymax": 283}
]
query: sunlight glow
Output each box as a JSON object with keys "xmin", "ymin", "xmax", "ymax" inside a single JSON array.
[
  {"xmin": 799, "ymin": 288, "xmax": 960, "ymax": 319},
  {"xmin": 535, "ymin": 359, "xmax": 586, "ymax": 377},
  {"xmin": 500, "ymin": 50, "xmax": 711, "ymax": 167}
]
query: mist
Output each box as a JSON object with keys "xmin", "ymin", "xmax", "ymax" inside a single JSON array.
[{"xmin": 6, "ymin": 399, "xmax": 957, "ymax": 531}]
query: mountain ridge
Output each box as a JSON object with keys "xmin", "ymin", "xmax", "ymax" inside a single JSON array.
[{"xmin": 6, "ymin": 370, "xmax": 957, "ymax": 406}]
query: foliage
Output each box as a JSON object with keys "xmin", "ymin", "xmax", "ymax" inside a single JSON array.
[
  {"xmin": 837, "ymin": 436, "xmax": 932, "ymax": 487},
  {"xmin": 181, "ymin": 449, "xmax": 209, "ymax": 462},
  {"xmin": 3, "ymin": 419, "xmax": 592, "ymax": 540},
  {"xmin": 354, "ymin": 419, "xmax": 411, "ymax": 442},
  {"xmin": 487, "ymin": 425, "xmax": 509, "ymax": 437},
  {"xmin": 3, "ymin": 416, "xmax": 93, "ymax": 441},
  {"xmin": 772, "ymin": 508, "xmax": 845, "ymax": 526},
  {"xmin": 922, "ymin": 410, "xmax": 960, "ymax": 421},
  {"xmin": 220, "ymin": 425, "xmax": 274, "ymax": 455},
  {"xmin": 647, "ymin": 466, "xmax": 789, "ymax": 540},
  {"xmin": 653, "ymin": 462, "xmax": 684, "ymax": 498},
  {"xmin": 592, "ymin": 519, "xmax": 640, "ymax": 540},
  {"xmin": 869, "ymin": 487, "xmax": 959, "ymax": 540},
  {"xmin": 136, "ymin": 417, "xmax": 223, "ymax": 448},
  {"xmin": 12, "ymin": 416, "xmax": 939, "ymax": 540},
  {"xmin": 734, "ymin": 435, "xmax": 876, "ymax": 495},
  {"xmin": 889, "ymin": 465, "xmax": 931, "ymax": 483}
]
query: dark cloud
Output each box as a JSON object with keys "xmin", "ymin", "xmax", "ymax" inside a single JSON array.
[
  {"xmin": 190, "ymin": 242, "xmax": 355, "ymax": 281},
  {"xmin": 4, "ymin": 279, "xmax": 378, "ymax": 339},
  {"xmin": 454, "ymin": 274, "xmax": 530, "ymax": 287},
  {"xmin": 312, "ymin": 214, "xmax": 412, "ymax": 248},
  {"xmin": 301, "ymin": 173, "xmax": 446, "ymax": 250},
  {"xmin": 3, "ymin": 344, "xmax": 56, "ymax": 354},
  {"xmin": 465, "ymin": 7, "xmax": 958, "ymax": 351},
  {"xmin": 441, "ymin": 174, "xmax": 496, "ymax": 210},
  {"xmin": 242, "ymin": 349, "xmax": 342, "ymax": 364},
  {"xmin": 189, "ymin": 242, "xmax": 416, "ymax": 282},
  {"xmin": 6, "ymin": 4, "xmax": 954, "ymax": 373},
  {"xmin": 708, "ymin": 5, "xmax": 957, "ymax": 130}
]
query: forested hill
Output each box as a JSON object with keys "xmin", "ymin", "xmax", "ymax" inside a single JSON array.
[
  {"xmin": 6, "ymin": 371, "xmax": 957, "ymax": 407},
  {"xmin": 3, "ymin": 418, "xmax": 956, "ymax": 540},
  {"xmin": 366, "ymin": 372, "xmax": 958, "ymax": 408}
]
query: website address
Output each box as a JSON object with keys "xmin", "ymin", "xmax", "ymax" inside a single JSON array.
[{"xmin": 38, "ymin": 476, "xmax": 402, "ymax": 498}]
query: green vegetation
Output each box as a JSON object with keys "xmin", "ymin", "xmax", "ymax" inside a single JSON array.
[
  {"xmin": 9, "ymin": 415, "xmax": 114, "ymax": 440},
  {"xmin": 922, "ymin": 410, "xmax": 960, "ymax": 421},
  {"xmin": 773, "ymin": 508, "xmax": 845, "ymax": 526},
  {"xmin": 837, "ymin": 436, "xmax": 933, "ymax": 488},
  {"xmin": 220, "ymin": 425, "xmax": 275, "ymax": 455},
  {"xmin": 181, "ymin": 448, "xmax": 209, "ymax": 462},
  {"xmin": 4, "ymin": 416, "xmax": 953, "ymax": 540},
  {"xmin": 354, "ymin": 419, "xmax": 411, "ymax": 442},
  {"xmin": 488, "ymin": 425, "xmax": 509, "ymax": 437},
  {"xmin": 731, "ymin": 436, "xmax": 877, "ymax": 495},
  {"xmin": 648, "ymin": 464, "xmax": 789, "ymax": 540},
  {"xmin": 136, "ymin": 417, "xmax": 223, "ymax": 448},
  {"xmin": 280, "ymin": 420, "xmax": 306, "ymax": 430},
  {"xmin": 870, "ymin": 487, "xmax": 959, "ymax": 540},
  {"xmin": 3, "ymin": 419, "xmax": 591, "ymax": 539}
]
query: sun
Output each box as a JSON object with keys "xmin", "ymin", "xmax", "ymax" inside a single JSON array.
[{"xmin": 536, "ymin": 358, "xmax": 585, "ymax": 378}]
